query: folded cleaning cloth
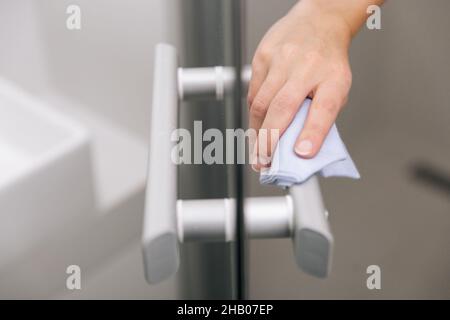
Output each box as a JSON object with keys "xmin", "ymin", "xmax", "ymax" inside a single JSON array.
[{"xmin": 260, "ymin": 98, "xmax": 360, "ymax": 187}]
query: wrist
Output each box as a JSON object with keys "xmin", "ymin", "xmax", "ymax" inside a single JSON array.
[
  {"xmin": 289, "ymin": 0, "xmax": 353, "ymax": 48},
  {"xmin": 297, "ymin": 0, "xmax": 381, "ymax": 37}
]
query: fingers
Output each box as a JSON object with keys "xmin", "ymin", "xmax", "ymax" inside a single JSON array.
[
  {"xmin": 247, "ymin": 20, "xmax": 289, "ymax": 108},
  {"xmin": 255, "ymin": 78, "xmax": 312, "ymax": 169},
  {"xmin": 247, "ymin": 49, "xmax": 273, "ymax": 162},
  {"xmin": 249, "ymin": 68, "xmax": 286, "ymax": 129},
  {"xmin": 295, "ymin": 80, "xmax": 350, "ymax": 158},
  {"xmin": 247, "ymin": 60, "xmax": 268, "ymax": 108},
  {"xmin": 248, "ymin": 62, "xmax": 287, "ymax": 171}
]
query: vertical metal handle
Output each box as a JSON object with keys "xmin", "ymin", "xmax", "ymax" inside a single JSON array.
[
  {"xmin": 291, "ymin": 177, "xmax": 333, "ymax": 278},
  {"xmin": 142, "ymin": 44, "xmax": 179, "ymax": 284}
]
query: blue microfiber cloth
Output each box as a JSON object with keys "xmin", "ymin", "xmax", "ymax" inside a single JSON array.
[{"xmin": 260, "ymin": 98, "xmax": 360, "ymax": 187}]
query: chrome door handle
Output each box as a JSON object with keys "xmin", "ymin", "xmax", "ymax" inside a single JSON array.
[
  {"xmin": 142, "ymin": 44, "xmax": 179, "ymax": 284},
  {"xmin": 177, "ymin": 178, "xmax": 332, "ymax": 278},
  {"xmin": 289, "ymin": 178, "xmax": 333, "ymax": 278},
  {"xmin": 142, "ymin": 43, "xmax": 333, "ymax": 284}
]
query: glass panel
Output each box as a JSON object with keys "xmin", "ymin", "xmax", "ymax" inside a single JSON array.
[
  {"xmin": 177, "ymin": 0, "xmax": 245, "ymax": 299},
  {"xmin": 245, "ymin": 0, "xmax": 450, "ymax": 300}
]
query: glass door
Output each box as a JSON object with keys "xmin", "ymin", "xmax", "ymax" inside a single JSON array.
[{"xmin": 143, "ymin": 0, "xmax": 332, "ymax": 300}]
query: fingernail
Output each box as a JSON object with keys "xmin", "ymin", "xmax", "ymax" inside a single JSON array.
[
  {"xmin": 295, "ymin": 140, "xmax": 313, "ymax": 156},
  {"xmin": 251, "ymin": 154, "xmax": 260, "ymax": 171},
  {"xmin": 250, "ymin": 143, "xmax": 259, "ymax": 170},
  {"xmin": 258, "ymin": 154, "xmax": 271, "ymax": 167}
]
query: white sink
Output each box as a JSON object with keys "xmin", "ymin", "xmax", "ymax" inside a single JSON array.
[
  {"xmin": 0, "ymin": 78, "xmax": 96, "ymax": 268},
  {"xmin": 0, "ymin": 1, "xmax": 175, "ymax": 298}
]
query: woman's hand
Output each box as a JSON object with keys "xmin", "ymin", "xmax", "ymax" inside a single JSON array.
[{"xmin": 248, "ymin": 0, "xmax": 381, "ymax": 171}]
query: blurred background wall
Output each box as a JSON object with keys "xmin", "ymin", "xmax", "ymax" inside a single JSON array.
[
  {"xmin": 246, "ymin": 0, "xmax": 450, "ymax": 299},
  {"xmin": 0, "ymin": 0, "xmax": 182, "ymax": 299}
]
